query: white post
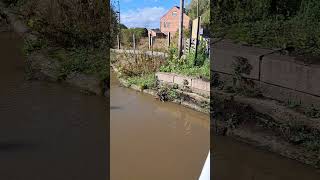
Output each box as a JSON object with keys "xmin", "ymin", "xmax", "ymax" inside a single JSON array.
[{"xmin": 199, "ymin": 151, "xmax": 210, "ymax": 180}]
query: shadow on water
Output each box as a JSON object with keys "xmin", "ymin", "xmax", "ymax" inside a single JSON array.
[{"xmin": 0, "ymin": 141, "xmax": 38, "ymax": 152}]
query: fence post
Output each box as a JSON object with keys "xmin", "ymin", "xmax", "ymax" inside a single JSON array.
[
  {"xmin": 133, "ymin": 34, "xmax": 136, "ymax": 50},
  {"xmin": 167, "ymin": 32, "xmax": 171, "ymax": 48},
  {"xmin": 188, "ymin": 20, "xmax": 192, "ymax": 53},
  {"xmin": 194, "ymin": 16, "xmax": 201, "ymax": 66},
  {"xmin": 151, "ymin": 36, "xmax": 153, "ymax": 55},
  {"xmin": 117, "ymin": 34, "xmax": 120, "ymax": 49},
  {"xmin": 148, "ymin": 33, "xmax": 151, "ymax": 50}
]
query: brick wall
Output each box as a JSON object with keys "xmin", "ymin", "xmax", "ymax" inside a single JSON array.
[{"xmin": 160, "ymin": 6, "xmax": 190, "ymax": 36}]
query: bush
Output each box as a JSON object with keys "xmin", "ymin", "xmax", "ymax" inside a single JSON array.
[
  {"xmin": 127, "ymin": 74, "xmax": 156, "ymax": 90},
  {"xmin": 212, "ymin": 0, "xmax": 320, "ymax": 56},
  {"xmin": 121, "ymin": 28, "xmax": 148, "ymax": 47},
  {"xmin": 113, "ymin": 52, "xmax": 164, "ymax": 78},
  {"xmin": 56, "ymin": 48, "xmax": 108, "ymax": 81},
  {"xmin": 160, "ymin": 40, "xmax": 210, "ymax": 79},
  {"xmin": 19, "ymin": 0, "xmax": 110, "ymax": 48}
]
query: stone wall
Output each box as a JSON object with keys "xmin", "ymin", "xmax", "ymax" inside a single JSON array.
[{"xmin": 211, "ymin": 39, "xmax": 320, "ymax": 106}]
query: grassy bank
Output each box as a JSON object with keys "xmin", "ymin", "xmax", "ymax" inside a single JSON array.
[{"xmin": 4, "ymin": 0, "xmax": 110, "ymax": 89}]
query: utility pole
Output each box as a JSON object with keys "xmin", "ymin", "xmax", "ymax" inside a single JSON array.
[
  {"xmin": 116, "ymin": 0, "xmax": 121, "ymax": 49},
  {"xmin": 178, "ymin": 0, "xmax": 184, "ymax": 59},
  {"xmin": 194, "ymin": 0, "xmax": 200, "ymax": 65}
]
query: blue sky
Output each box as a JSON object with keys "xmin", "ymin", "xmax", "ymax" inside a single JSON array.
[{"xmin": 113, "ymin": 0, "xmax": 191, "ymax": 29}]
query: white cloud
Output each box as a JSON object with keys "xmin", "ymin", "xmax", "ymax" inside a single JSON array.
[{"xmin": 121, "ymin": 7, "xmax": 167, "ymax": 29}]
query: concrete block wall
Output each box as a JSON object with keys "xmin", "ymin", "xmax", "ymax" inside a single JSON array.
[
  {"xmin": 156, "ymin": 72, "xmax": 210, "ymax": 96},
  {"xmin": 212, "ymin": 40, "xmax": 320, "ymax": 106}
]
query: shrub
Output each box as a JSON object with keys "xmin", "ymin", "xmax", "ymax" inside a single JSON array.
[
  {"xmin": 19, "ymin": 0, "xmax": 110, "ymax": 48},
  {"xmin": 121, "ymin": 28, "xmax": 148, "ymax": 47},
  {"xmin": 211, "ymin": 0, "xmax": 320, "ymax": 56}
]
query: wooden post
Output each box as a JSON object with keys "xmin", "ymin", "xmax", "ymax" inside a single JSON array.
[
  {"xmin": 117, "ymin": 34, "xmax": 120, "ymax": 49},
  {"xmin": 188, "ymin": 20, "xmax": 192, "ymax": 53},
  {"xmin": 194, "ymin": 17, "xmax": 201, "ymax": 64},
  {"xmin": 194, "ymin": 0, "xmax": 200, "ymax": 65},
  {"xmin": 151, "ymin": 36, "xmax": 153, "ymax": 55},
  {"xmin": 167, "ymin": 32, "xmax": 171, "ymax": 48},
  {"xmin": 178, "ymin": 0, "xmax": 184, "ymax": 58},
  {"xmin": 148, "ymin": 33, "xmax": 151, "ymax": 50},
  {"xmin": 133, "ymin": 34, "xmax": 136, "ymax": 50},
  {"xmin": 133, "ymin": 33, "xmax": 137, "ymax": 63}
]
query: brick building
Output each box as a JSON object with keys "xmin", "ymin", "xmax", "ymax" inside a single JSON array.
[
  {"xmin": 148, "ymin": 28, "xmax": 166, "ymax": 38},
  {"xmin": 160, "ymin": 6, "xmax": 191, "ymax": 36}
]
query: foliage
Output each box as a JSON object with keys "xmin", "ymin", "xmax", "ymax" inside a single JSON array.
[
  {"xmin": 211, "ymin": 0, "xmax": 320, "ymax": 56},
  {"xmin": 305, "ymin": 105, "xmax": 320, "ymax": 118},
  {"xmin": 231, "ymin": 56, "xmax": 261, "ymax": 97},
  {"xmin": 157, "ymin": 84, "xmax": 181, "ymax": 102},
  {"xmin": 121, "ymin": 28, "xmax": 148, "ymax": 47},
  {"xmin": 55, "ymin": 48, "xmax": 109, "ymax": 82},
  {"xmin": 127, "ymin": 74, "xmax": 156, "ymax": 90},
  {"xmin": 115, "ymin": 52, "xmax": 164, "ymax": 78},
  {"xmin": 160, "ymin": 40, "xmax": 210, "ymax": 79},
  {"xmin": 186, "ymin": 0, "xmax": 210, "ymax": 27},
  {"xmin": 22, "ymin": 38, "xmax": 48, "ymax": 55},
  {"xmin": 17, "ymin": 0, "xmax": 110, "ymax": 48}
]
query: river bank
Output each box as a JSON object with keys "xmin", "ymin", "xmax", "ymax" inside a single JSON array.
[
  {"xmin": 111, "ymin": 63, "xmax": 210, "ymax": 114},
  {"xmin": 0, "ymin": 2, "xmax": 108, "ymax": 97},
  {"xmin": 212, "ymin": 39, "xmax": 320, "ymax": 168}
]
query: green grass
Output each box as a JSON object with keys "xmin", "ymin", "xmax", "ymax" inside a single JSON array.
[
  {"xmin": 127, "ymin": 74, "xmax": 156, "ymax": 90},
  {"xmin": 59, "ymin": 48, "xmax": 108, "ymax": 81},
  {"xmin": 159, "ymin": 43, "xmax": 210, "ymax": 80},
  {"xmin": 211, "ymin": 0, "xmax": 320, "ymax": 56}
]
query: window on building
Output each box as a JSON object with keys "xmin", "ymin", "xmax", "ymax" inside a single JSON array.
[
  {"xmin": 172, "ymin": 11, "xmax": 177, "ymax": 17},
  {"xmin": 167, "ymin": 22, "xmax": 170, "ymax": 28}
]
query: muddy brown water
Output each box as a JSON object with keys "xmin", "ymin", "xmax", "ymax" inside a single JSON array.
[
  {"xmin": 110, "ymin": 73, "xmax": 210, "ymax": 180},
  {"xmin": 0, "ymin": 32, "xmax": 108, "ymax": 179},
  {"xmin": 213, "ymin": 135, "xmax": 320, "ymax": 180}
]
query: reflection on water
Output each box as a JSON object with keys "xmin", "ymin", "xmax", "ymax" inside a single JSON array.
[
  {"xmin": 111, "ymin": 73, "xmax": 209, "ymax": 180},
  {"xmin": 213, "ymin": 135, "xmax": 320, "ymax": 180}
]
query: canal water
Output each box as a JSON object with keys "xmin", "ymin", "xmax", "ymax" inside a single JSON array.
[
  {"xmin": 0, "ymin": 31, "xmax": 108, "ymax": 179},
  {"xmin": 213, "ymin": 135, "xmax": 320, "ymax": 180},
  {"xmin": 110, "ymin": 73, "xmax": 210, "ymax": 180}
]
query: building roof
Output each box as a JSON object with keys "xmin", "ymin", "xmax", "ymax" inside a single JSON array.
[
  {"xmin": 150, "ymin": 28, "xmax": 162, "ymax": 33},
  {"xmin": 160, "ymin": 6, "xmax": 188, "ymax": 20}
]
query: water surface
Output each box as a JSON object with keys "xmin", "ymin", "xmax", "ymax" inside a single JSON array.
[
  {"xmin": 110, "ymin": 73, "xmax": 209, "ymax": 180},
  {"xmin": 213, "ymin": 135, "xmax": 320, "ymax": 180},
  {"xmin": 0, "ymin": 32, "xmax": 108, "ymax": 180}
]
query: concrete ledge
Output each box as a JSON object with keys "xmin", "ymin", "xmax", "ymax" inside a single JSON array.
[
  {"xmin": 155, "ymin": 72, "xmax": 210, "ymax": 94},
  {"xmin": 156, "ymin": 72, "xmax": 174, "ymax": 83},
  {"xmin": 111, "ymin": 48, "xmax": 168, "ymax": 58}
]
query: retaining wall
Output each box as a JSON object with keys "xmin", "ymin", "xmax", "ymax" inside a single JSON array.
[
  {"xmin": 211, "ymin": 39, "xmax": 320, "ymax": 106},
  {"xmin": 156, "ymin": 72, "xmax": 210, "ymax": 96},
  {"xmin": 111, "ymin": 48, "xmax": 168, "ymax": 58}
]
